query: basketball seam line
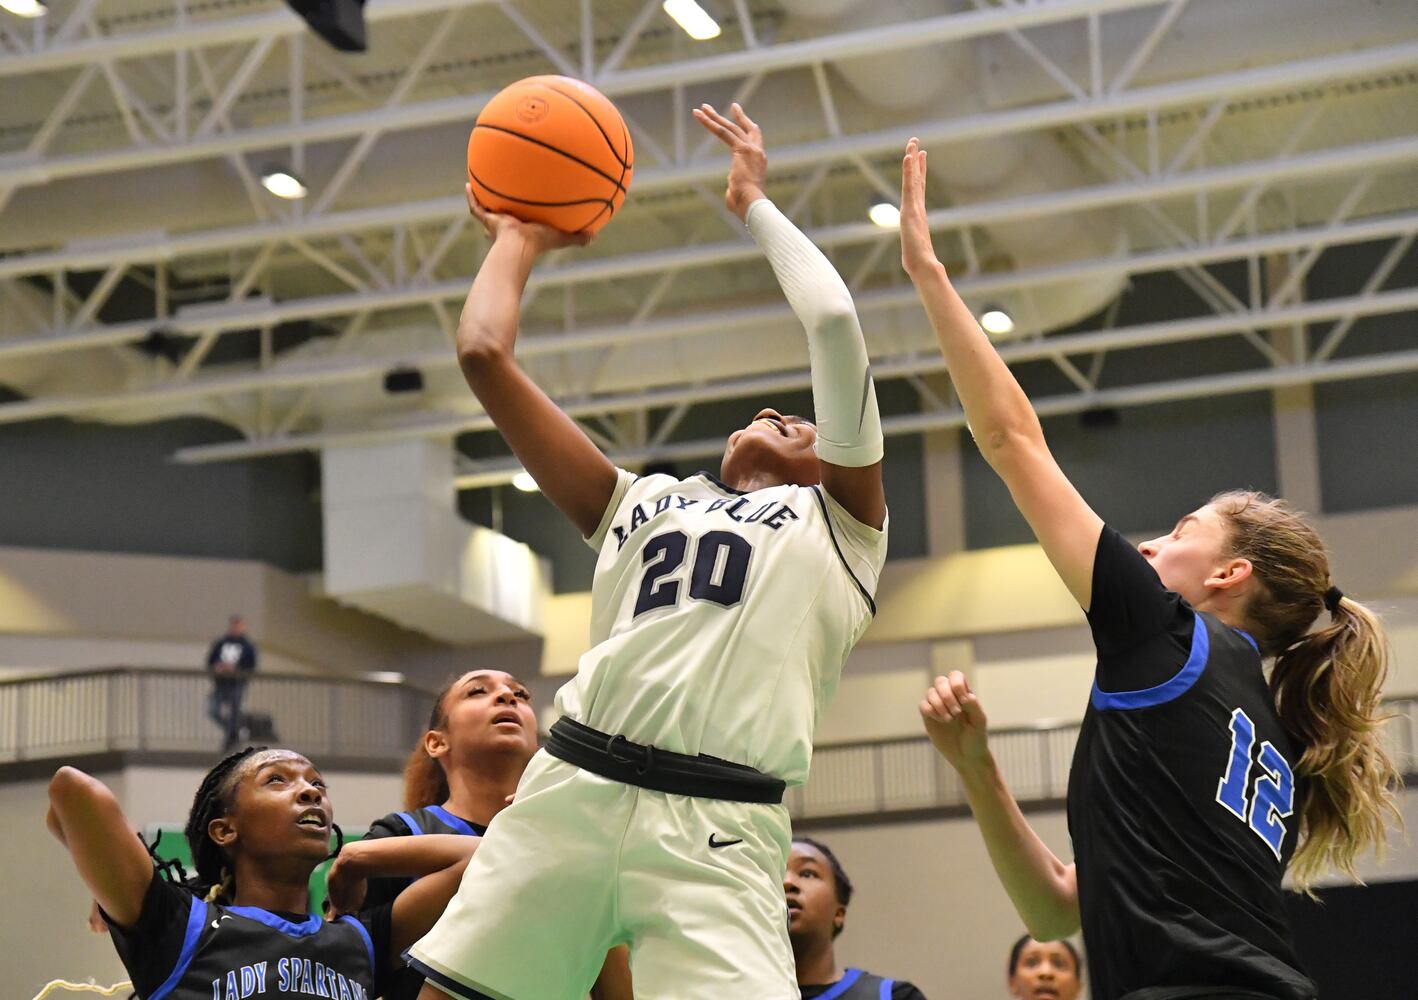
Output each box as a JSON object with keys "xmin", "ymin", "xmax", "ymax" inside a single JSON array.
[
  {"xmin": 473, "ymin": 122, "xmax": 628, "ymax": 193},
  {"xmin": 540, "ymin": 81, "xmax": 631, "ymax": 170},
  {"xmin": 468, "ymin": 168, "xmax": 613, "ymax": 209}
]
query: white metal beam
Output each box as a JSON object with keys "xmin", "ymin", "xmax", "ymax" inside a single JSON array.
[
  {"xmin": 448, "ymin": 341, "xmax": 1418, "ymax": 488},
  {"xmin": 0, "ymin": 0, "xmax": 496, "ymax": 78},
  {"xmin": 157, "ymin": 282, "xmax": 1418, "ymax": 464},
  {"xmin": 1, "ymin": 19, "xmax": 1411, "ymax": 193}
]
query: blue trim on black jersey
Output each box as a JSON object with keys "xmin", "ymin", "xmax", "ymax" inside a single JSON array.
[
  {"xmin": 424, "ymin": 804, "xmax": 482, "ymax": 837},
  {"xmin": 816, "ymin": 968, "xmax": 865, "ymax": 1000},
  {"xmin": 395, "ymin": 811, "xmax": 422, "ymax": 835},
  {"xmin": 1233, "ymin": 627, "xmax": 1260, "ymax": 655},
  {"xmin": 810, "ymin": 486, "xmax": 877, "ymax": 616},
  {"xmin": 339, "ymin": 914, "xmax": 377, "ymax": 968},
  {"xmin": 404, "ymin": 955, "xmax": 496, "ymax": 1000},
  {"xmin": 1091, "ymin": 609, "xmax": 1210, "ymax": 710},
  {"xmin": 694, "ymin": 470, "xmax": 749, "ymax": 496},
  {"xmin": 149, "ymin": 897, "xmax": 207, "ymax": 1000},
  {"xmin": 879, "ymin": 978, "xmax": 895, "ymax": 1000},
  {"xmin": 225, "ymin": 906, "xmax": 323, "ymax": 937}
]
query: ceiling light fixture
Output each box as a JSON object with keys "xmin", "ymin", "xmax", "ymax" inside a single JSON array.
[
  {"xmin": 868, "ymin": 202, "xmax": 901, "ymax": 229},
  {"xmin": 663, "ymin": 0, "xmax": 721, "ymax": 41},
  {"xmin": 979, "ymin": 307, "xmax": 1016, "ymax": 337},
  {"xmin": 260, "ymin": 168, "xmax": 308, "ymax": 200},
  {"xmin": 1, "ymin": 0, "xmax": 47, "ymax": 17},
  {"xmin": 511, "ymin": 471, "xmax": 540, "ymax": 493}
]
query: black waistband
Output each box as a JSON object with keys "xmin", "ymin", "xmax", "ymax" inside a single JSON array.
[{"xmin": 545, "ymin": 717, "xmax": 785, "ymax": 804}]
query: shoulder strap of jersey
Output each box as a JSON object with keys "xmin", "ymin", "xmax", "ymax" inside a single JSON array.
[
  {"xmin": 423, "ymin": 804, "xmax": 482, "ymax": 836},
  {"xmin": 877, "ymin": 978, "xmax": 895, "ymax": 1000},
  {"xmin": 1090, "ymin": 608, "xmax": 1209, "ymax": 711},
  {"xmin": 815, "ymin": 968, "xmax": 866, "ymax": 1000},
  {"xmin": 809, "ymin": 487, "xmax": 877, "ymax": 616},
  {"xmin": 148, "ymin": 897, "xmax": 208, "ymax": 1000},
  {"xmin": 338, "ymin": 914, "xmax": 377, "ymax": 967},
  {"xmin": 394, "ymin": 811, "xmax": 422, "ymax": 835}
]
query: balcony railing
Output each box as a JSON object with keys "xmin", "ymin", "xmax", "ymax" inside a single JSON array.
[
  {"xmin": 1, "ymin": 668, "xmax": 1413, "ymax": 825},
  {"xmin": 0, "ymin": 667, "xmax": 429, "ymax": 769}
]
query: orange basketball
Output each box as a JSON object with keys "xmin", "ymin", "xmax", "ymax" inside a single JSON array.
[{"xmin": 467, "ymin": 75, "xmax": 634, "ymax": 236}]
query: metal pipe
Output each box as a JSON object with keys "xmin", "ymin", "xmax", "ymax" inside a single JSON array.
[
  {"xmin": 1, "ymin": 19, "xmax": 1412, "ymax": 192},
  {"xmin": 5, "ymin": 209, "xmax": 1414, "ymax": 418},
  {"xmin": 2, "ymin": 133, "xmax": 1410, "ymax": 369},
  {"xmin": 451, "ymin": 342, "xmax": 1418, "ymax": 489},
  {"xmin": 168, "ymin": 284, "xmax": 1418, "ymax": 465}
]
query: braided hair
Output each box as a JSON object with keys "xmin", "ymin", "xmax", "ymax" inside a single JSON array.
[{"xmin": 183, "ymin": 747, "xmax": 266, "ymax": 902}]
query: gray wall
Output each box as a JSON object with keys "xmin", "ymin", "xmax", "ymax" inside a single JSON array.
[{"xmin": 0, "ymin": 411, "xmax": 322, "ymax": 572}]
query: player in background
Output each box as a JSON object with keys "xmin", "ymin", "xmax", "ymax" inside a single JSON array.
[
  {"xmin": 407, "ymin": 101, "xmax": 887, "ymax": 1000},
  {"xmin": 786, "ymin": 837, "xmax": 928, "ymax": 1000},
  {"xmin": 901, "ymin": 136, "xmax": 1400, "ymax": 1000},
  {"xmin": 358, "ymin": 669, "xmax": 629, "ymax": 1000},
  {"xmin": 46, "ymin": 748, "xmax": 475, "ymax": 1000},
  {"xmin": 1005, "ymin": 935, "xmax": 1083, "ymax": 1000}
]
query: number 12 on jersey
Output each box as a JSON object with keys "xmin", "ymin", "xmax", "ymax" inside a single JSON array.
[
  {"xmin": 1215, "ymin": 707, "xmax": 1295, "ymax": 860},
  {"xmin": 634, "ymin": 529, "xmax": 753, "ymax": 618}
]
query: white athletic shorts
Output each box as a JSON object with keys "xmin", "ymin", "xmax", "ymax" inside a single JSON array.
[{"xmin": 406, "ymin": 749, "xmax": 797, "ymax": 1000}]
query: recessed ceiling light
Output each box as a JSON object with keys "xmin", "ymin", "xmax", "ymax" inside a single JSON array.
[
  {"xmin": 260, "ymin": 169, "xmax": 307, "ymax": 200},
  {"xmin": 980, "ymin": 308, "xmax": 1016, "ymax": 337},
  {"xmin": 511, "ymin": 471, "xmax": 539, "ymax": 493},
  {"xmin": 868, "ymin": 202, "xmax": 901, "ymax": 229},
  {"xmin": 1, "ymin": 0, "xmax": 47, "ymax": 17},
  {"xmin": 662, "ymin": 0, "xmax": 721, "ymax": 41}
]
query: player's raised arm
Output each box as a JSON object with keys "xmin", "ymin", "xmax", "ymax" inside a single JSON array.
[
  {"xmin": 694, "ymin": 103, "xmax": 886, "ymax": 529},
  {"xmin": 47, "ymin": 766, "xmax": 154, "ymax": 928},
  {"xmin": 920, "ymin": 674, "xmax": 1080, "ymax": 940},
  {"xmin": 900, "ymin": 140, "xmax": 1101, "ymax": 607},
  {"xmin": 456, "ymin": 187, "xmax": 618, "ymax": 538}
]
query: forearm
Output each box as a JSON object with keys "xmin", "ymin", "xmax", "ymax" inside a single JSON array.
[
  {"xmin": 907, "ymin": 262, "xmax": 1043, "ymax": 462},
  {"xmin": 456, "ymin": 231, "xmax": 539, "ymax": 365},
  {"xmin": 340, "ymin": 834, "xmax": 478, "ymax": 880},
  {"xmin": 957, "ymin": 754, "xmax": 1079, "ymax": 939},
  {"xmin": 746, "ymin": 198, "xmax": 882, "ymax": 468}
]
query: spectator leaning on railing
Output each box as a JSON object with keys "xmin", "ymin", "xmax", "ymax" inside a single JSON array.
[{"xmin": 205, "ymin": 614, "xmax": 258, "ymax": 752}]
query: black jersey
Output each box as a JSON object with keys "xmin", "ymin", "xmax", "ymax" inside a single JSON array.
[
  {"xmin": 361, "ymin": 805, "xmax": 485, "ymax": 1000},
  {"xmin": 800, "ymin": 968, "xmax": 928, "ymax": 1000},
  {"xmin": 1068, "ymin": 527, "xmax": 1315, "ymax": 1000},
  {"xmin": 103, "ymin": 874, "xmax": 391, "ymax": 1000}
]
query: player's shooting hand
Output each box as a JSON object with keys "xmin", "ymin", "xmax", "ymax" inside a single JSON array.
[
  {"xmin": 692, "ymin": 102, "xmax": 767, "ymax": 222},
  {"xmin": 465, "ymin": 185, "xmax": 594, "ymax": 253},
  {"xmin": 919, "ymin": 671, "xmax": 991, "ymax": 772},
  {"xmin": 900, "ymin": 137, "xmax": 941, "ymax": 278},
  {"xmin": 323, "ymin": 848, "xmax": 368, "ymax": 917}
]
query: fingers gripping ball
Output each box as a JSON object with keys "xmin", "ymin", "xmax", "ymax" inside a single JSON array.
[{"xmin": 467, "ymin": 75, "xmax": 634, "ymax": 235}]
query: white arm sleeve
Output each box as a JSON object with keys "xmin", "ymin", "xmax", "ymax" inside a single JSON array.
[{"xmin": 745, "ymin": 198, "xmax": 884, "ymax": 468}]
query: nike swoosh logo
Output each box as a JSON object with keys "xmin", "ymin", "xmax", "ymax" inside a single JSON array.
[{"xmin": 708, "ymin": 833, "xmax": 744, "ymax": 849}]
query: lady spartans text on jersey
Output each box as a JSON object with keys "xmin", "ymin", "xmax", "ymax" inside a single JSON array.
[{"xmin": 210, "ymin": 957, "xmax": 373, "ymax": 1000}]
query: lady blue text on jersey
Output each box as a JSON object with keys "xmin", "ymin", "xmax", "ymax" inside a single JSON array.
[{"xmin": 609, "ymin": 492, "xmax": 801, "ymax": 551}]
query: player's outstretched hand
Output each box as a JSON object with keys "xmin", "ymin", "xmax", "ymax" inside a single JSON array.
[
  {"xmin": 465, "ymin": 184, "xmax": 593, "ymax": 253},
  {"xmin": 323, "ymin": 847, "xmax": 368, "ymax": 917},
  {"xmin": 900, "ymin": 137, "xmax": 940, "ymax": 278},
  {"xmin": 919, "ymin": 671, "xmax": 991, "ymax": 772},
  {"xmin": 692, "ymin": 102, "xmax": 767, "ymax": 222}
]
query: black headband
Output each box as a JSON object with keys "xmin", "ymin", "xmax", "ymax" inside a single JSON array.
[{"xmin": 1323, "ymin": 585, "xmax": 1344, "ymax": 614}]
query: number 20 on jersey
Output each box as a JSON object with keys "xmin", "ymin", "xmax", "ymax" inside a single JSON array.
[{"xmin": 1215, "ymin": 707, "xmax": 1296, "ymax": 859}]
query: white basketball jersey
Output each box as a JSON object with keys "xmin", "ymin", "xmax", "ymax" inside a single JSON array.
[{"xmin": 553, "ymin": 469, "xmax": 888, "ymax": 785}]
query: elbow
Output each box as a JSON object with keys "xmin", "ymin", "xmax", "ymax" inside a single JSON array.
[
  {"xmin": 49, "ymin": 765, "xmax": 88, "ymax": 805},
  {"xmin": 979, "ymin": 423, "xmax": 1046, "ymax": 471},
  {"xmin": 455, "ymin": 329, "xmax": 508, "ymax": 377},
  {"xmin": 1025, "ymin": 911, "xmax": 1080, "ymax": 943}
]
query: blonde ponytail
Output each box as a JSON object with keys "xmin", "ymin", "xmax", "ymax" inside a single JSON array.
[{"xmin": 1212, "ymin": 491, "xmax": 1403, "ymax": 892}]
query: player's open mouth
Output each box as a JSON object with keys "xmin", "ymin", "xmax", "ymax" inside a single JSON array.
[
  {"xmin": 295, "ymin": 808, "xmax": 328, "ymax": 830},
  {"xmin": 1032, "ymin": 988, "xmax": 1058, "ymax": 999},
  {"xmin": 492, "ymin": 710, "xmax": 523, "ymax": 728},
  {"xmin": 753, "ymin": 416, "xmax": 788, "ymax": 437}
]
